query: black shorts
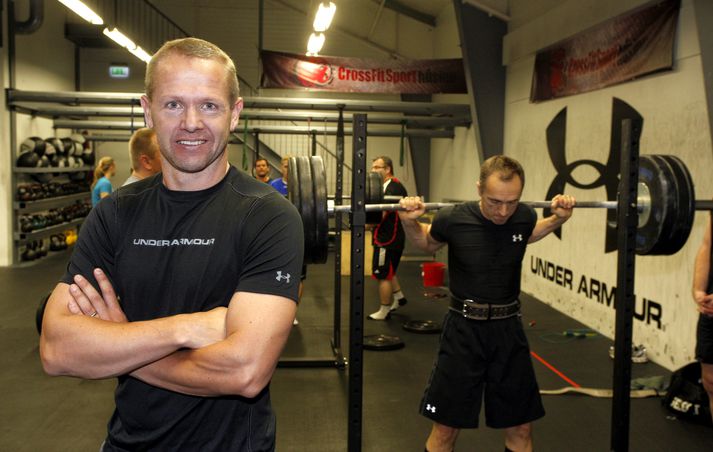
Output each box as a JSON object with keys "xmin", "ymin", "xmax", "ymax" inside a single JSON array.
[
  {"xmin": 419, "ymin": 310, "xmax": 545, "ymax": 429},
  {"xmin": 371, "ymin": 246, "xmax": 402, "ymax": 280},
  {"xmin": 696, "ymin": 314, "xmax": 713, "ymax": 364}
]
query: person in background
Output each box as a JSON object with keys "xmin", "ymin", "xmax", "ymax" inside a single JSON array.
[
  {"xmin": 270, "ymin": 156, "xmax": 289, "ymax": 196},
  {"xmin": 122, "ymin": 128, "xmax": 162, "ymax": 186},
  {"xmin": 399, "ymin": 155, "xmax": 575, "ymax": 452},
  {"xmin": 254, "ymin": 157, "xmax": 272, "ymax": 183},
  {"xmin": 367, "ymin": 156, "xmax": 408, "ymax": 320},
  {"xmin": 691, "ymin": 214, "xmax": 713, "ymax": 424},
  {"xmin": 91, "ymin": 156, "xmax": 116, "ymax": 207}
]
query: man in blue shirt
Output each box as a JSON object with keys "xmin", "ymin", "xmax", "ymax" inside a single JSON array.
[{"xmin": 270, "ymin": 156, "xmax": 289, "ymax": 196}]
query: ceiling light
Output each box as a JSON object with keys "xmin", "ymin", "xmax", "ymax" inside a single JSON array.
[
  {"xmin": 307, "ymin": 33, "xmax": 326, "ymax": 54},
  {"xmin": 128, "ymin": 46, "xmax": 152, "ymax": 63},
  {"xmin": 102, "ymin": 28, "xmax": 136, "ymax": 50},
  {"xmin": 313, "ymin": 2, "xmax": 336, "ymax": 32},
  {"xmin": 57, "ymin": 0, "xmax": 104, "ymax": 25}
]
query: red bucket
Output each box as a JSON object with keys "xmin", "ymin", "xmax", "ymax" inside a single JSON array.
[{"xmin": 422, "ymin": 262, "xmax": 445, "ymax": 287}]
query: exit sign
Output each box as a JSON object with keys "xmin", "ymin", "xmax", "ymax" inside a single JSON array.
[{"xmin": 109, "ymin": 65, "xmax": 130, "ymax": 78}]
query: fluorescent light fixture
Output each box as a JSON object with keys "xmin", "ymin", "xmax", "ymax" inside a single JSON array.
[
  {"xmin": 128, "ymin": 46, "xmax": 152, "ymax": 63},
  {"xmin": 307, "ymin": 33, "xmax": 326, "ymax": 54},
  {"xmin": 103, "ymin": 28, "xmax": 136, "ymax": 50},
  {"xmin": 313, "ymin": 2, "xmax": 336, "ymax": 32},
  {"xmin": 57, "ymin": 0, "xmax": 104, "ymax": 24}
]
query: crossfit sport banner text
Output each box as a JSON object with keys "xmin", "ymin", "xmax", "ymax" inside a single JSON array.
[
  {"xmin": 530, "ymin": 0, "xmax": 679, "ymax": 102},
  {"xmin": 260, "ymin": 50, "xmax": 466, "ymax": 94}
]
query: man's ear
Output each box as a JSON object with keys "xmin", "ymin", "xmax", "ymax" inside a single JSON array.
[
  {"xmin": 140, "ymin": 95, "xmax": 153, "ymax": 128},
  {"xmin": 477, "ymin": 180, "xmax": 483, "ymax": 196},
  {"xmin": 230, "ymin": 98, "xmax": 243, "ymax": 132}
]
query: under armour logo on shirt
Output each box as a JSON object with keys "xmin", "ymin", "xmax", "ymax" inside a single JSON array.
[
  {"xmin": 275, "ymin": 271, "xmax": 291, "ymax": 283},
  {"xmin": 425, "ymin": 404, "xmax": 436, "ymax": 413},
  {"xmin": 512, "ymin": 234, "xmax": 523, "ymax": 242}
]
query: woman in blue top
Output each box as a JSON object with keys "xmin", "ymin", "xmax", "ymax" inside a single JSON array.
[{"xmin": 91, "ymin": 156, "xmax": 116, "ymax": 206}]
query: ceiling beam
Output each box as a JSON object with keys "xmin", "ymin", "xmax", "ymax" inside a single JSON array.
[{"xmin": 382, "ymin": 0, "xmax": 436, "ymax": 27}]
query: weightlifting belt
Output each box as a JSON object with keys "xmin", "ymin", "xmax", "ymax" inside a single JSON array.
[{"xmin": 449, "ymin": 297, "xmax": 520, "ymax": 321}]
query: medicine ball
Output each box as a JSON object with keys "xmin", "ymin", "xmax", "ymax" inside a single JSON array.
[
  {"xmin": 45, "ymin": 138, "xmax": 64, "ymax": 157},
  {"xmin": 16, "ymin": 151, "xmax": 39, "ymax": 167},
  {"xmin": 60, "ymin": 137, "xmax": 75, "ymax": 157},
  {"xmin": 20, "ymin": 137, "xmax": 46, "ymax": 157}
]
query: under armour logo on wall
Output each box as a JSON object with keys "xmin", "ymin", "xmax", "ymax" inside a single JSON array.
[
  {"xmin": 425, "ymin": 404, "xmax": 436, "ymax": 413},
  {"xmin": 275, "ymin": 271, "xmax": 291, "ymax": 283},
  {"xmin": 544, "ymin": 98, "xmax": 643, "ymax": 253},
  {"xmin": 512, "ymin": 234, "xmax": 523, "ymax": 242}
]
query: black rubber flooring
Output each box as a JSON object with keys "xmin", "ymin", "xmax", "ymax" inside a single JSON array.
[{"xmin": 1, "ymin": 250, "xmax": 711, "ymax": 451}]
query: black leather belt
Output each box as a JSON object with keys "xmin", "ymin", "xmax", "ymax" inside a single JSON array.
[{"xmin": 449, "ymin": 297, "xmax": 520, "ymax": 321}]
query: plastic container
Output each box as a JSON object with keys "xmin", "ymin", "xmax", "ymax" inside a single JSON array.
[{"xmin": 422, "ymin": 262, "xmax": 446, "ymax": 287}]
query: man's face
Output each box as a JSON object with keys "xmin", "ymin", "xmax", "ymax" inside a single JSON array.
[
  {"xmin": 141, "ymin": 54, "xmax": 242, "ymax": 175},
  {"xmin": 281, "ymin": 159, "xmax": 289, "ymax": 180},
  {"xmin": 255, "ymin": 160, "xmax": 269, "ymax": 177},
  {"xmin": 478, "ymin": 172, "xmax": 523, "ymax": 225},
  {"xmin": 371, "ymin": 158, "xmax": 389, "ymax": 182}
]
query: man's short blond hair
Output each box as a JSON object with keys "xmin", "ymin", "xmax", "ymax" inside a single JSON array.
[
  {"xmin": 145, "ymin": 37, "xmax": 240, "ymax": 104},
  {"xmin": 129, "ymin": 128, "xmax": 159, "ymax": 171}
]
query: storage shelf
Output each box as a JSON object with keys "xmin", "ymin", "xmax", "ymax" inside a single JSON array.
[
  {"xmin": 13, "ymin": 166, "xmax": 92, "ymax": 173},
  {"xmin": 14, "ymin": 218, "xmax": 85, "ymax": 244},
  {"xmin": 15, "ymin": 192, "xmax": 90, "ymax": 213}
]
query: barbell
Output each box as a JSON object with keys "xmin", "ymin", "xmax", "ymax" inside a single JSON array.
[{"xmin": 289, "ymin": 154, "xmax": 702, "ymax": 264}]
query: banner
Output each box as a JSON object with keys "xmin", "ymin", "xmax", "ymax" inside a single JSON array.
[
  {"xmin": 530, "ymin": 0, "xmax": 679, "ymax": 102},
  {"xmin": 260, "ymin": 50, "xmax": 466, "ymax": 94}
]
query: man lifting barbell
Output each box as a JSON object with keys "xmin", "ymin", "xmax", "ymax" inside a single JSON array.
[{"xmin": 398, "ymin": 155, "xmax": 575, "ymax": 452}]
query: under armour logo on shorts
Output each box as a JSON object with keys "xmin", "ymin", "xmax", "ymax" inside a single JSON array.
[
  {"xmin": 425, "ymin": 404, "xmax": 436, "ymax": 413},
  {"xmin": 512, "ymin": 234, "xmax": 523, "ymax": 242},
  {"xmin": 275, "ymin": 271, "xmax": 291, "ymax": 283}
]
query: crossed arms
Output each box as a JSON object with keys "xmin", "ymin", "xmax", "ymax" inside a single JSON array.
[{"xmin": 40, "ymin": 268, "xmax": 296, "ymax": 398}]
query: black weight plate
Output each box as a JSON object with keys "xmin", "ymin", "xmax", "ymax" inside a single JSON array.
[
  {"xmin": 636, "ymin": 155, "xmax": 672, "ymax": 254},
  {"xmin": 647, "ymin": 155, "xmax": 680, "ymax": 255},
  {"xmin": 310, "ymin": 156, "xmax": 329, "ymax": 264},
  {"xmin": 363, "ymin": 334, "xmax": 405, "ymax": 351},
  {"xmin": 287, "ymin": 156, "xmax": 301, "ymax": 214},
  {"xmin": 367, "ymin": 171, "xmax": 383, "ymax": 205},
  {"xmin": 403, "ymin": 319, "xmax": 442, "ymax": 334},
  {"xmin": 296, "ymin": 157, "xmax": 316, "ymax": 264},
  {"xmin": 657, "ymin": 155, "xmax": 694, "ymax": 255}
]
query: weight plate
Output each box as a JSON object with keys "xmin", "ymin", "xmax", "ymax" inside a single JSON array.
[
  {"xmin": 403, "ymin": 320, "xmax": 442, "ymax": 334},
  {"xmin": 310, "ymin": 156, "xmax": 329, "ymax": 264},
  {"xmin": 658, "ymin": 155, "xmax": 695, "ymax": 255},
  {"xmin": 363, "ymin": 334, "xmax": 405, "ymax": 351},
  {"xmin": 367, "ymin": 171, "xmax": 383, "ymax": 205},
  {"xmin": 636, "ymin": 155, "xmax": 674, "ymax": 255},
  {"xmin": 296, "ymin": 157, "xmax": 316, "ymax": 265},
  {"xmin": 365, "ymin": 172, "xmax": 383, "ymax": 225}
]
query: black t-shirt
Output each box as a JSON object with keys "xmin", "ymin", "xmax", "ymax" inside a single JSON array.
[
  {"xmin": 430, "ymin": 201, "xmax": 536, "ymax": 305},
  {"xmin": 372, "ymin": 177, "xmax": 407, "ymax": 249},
  {"xmin": 62, "ymin": 166, "xmax": 303, "ymax": 451}
]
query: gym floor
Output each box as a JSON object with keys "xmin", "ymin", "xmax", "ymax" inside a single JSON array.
[{"xmin": 1, "ymin": 250, "xmax": 711, "ymax": 451}]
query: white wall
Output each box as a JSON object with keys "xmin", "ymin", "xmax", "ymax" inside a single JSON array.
[
  {"xmin": 504, "ymin": 0, "xmax": 712, "ymax": 370},
  {"xmin": 429, "ymin": 5, "xmax": 480, "ymax": 203}
]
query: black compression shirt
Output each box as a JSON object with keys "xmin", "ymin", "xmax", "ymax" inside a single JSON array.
[
  {"xmin": 430, "ymin": 201, "xmax": 536, "ymax": 304},
  {"xmin": 62, "ymin": 166, "xmax": 303, "ymax": 451}
]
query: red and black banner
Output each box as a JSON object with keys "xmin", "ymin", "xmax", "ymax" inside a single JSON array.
[
  {"xmin": 260, "ymin": 50, "xmax": 466, "ymax": 94},
  {"xmin": 531, "ymin": 0, "xmax": 679, "ymax": 102}
]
